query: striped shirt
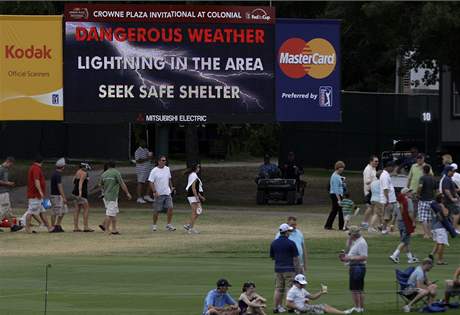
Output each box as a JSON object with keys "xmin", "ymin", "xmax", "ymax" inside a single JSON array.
[
  {"xmin": 340, "ymin": 198, "xmax": 355, "ymax": 216},
  {"xmin": 134, "ymin": 147, "xmax": 152, "ymax": 175}
]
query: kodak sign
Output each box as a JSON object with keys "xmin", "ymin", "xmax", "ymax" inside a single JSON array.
[{"xmin": 5, "ymin": 45, "xmax": 52, "ymax": 59}]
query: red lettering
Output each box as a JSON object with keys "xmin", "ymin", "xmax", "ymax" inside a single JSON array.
[{"xmin": 75, "ymin": 27, "xmax": 88, "ymax": 41}]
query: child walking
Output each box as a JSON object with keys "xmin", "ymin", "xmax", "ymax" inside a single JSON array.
[{"xmin": 339, "ymin": 193, "xmax": 359, "ymax": 231}]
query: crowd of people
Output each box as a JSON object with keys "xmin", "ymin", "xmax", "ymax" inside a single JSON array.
[{"xmin": 1, "ymin": 145, "xmax": 460, "ymax": 314}]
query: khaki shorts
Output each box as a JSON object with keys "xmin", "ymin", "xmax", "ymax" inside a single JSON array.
[
  {"xmin": 50, "ymin": 195, "xmax": 68, "ymax": 216},
  {"xmin": 104, "ymin": 199, "xmax": 119, "ymax": 217},
  {"xmin": 27, "ymin": 198, "xmax": 44, "ymax": 215},
  {"xmin": 71, "ymin": 195, "xmax": 88, "ymax": 206},
  {"xmin": 275, "ymin": 272, "xmax": 295, "ymax": 291},
  {"xmin": 371, "ymin": 201, "xmax": 384, "ymax": 217},
  {"xmin": 0, "ymin": 192, "xmax": 12, "ymax": 217},
  {"xmin": 384, "ymin": 203, "xmax": 398, "ymax": 221}
]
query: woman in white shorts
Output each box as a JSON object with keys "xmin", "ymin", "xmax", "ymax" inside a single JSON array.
[
  {"xmin": 183, "ymin": 163, "xmax": 205, "ymax": 234},
  {"xmin": 430, "ymin": 194, "xmax": 450, "ymax": 265}
]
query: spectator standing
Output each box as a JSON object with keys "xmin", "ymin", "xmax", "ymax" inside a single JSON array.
[
  {"xmin": 99, "ymin": 161, "xmax": 132, "ymax": 234},
  {"xmin": 368, "ymin": 171, "xmax": 384, "ymax": 233},
  {"xmin": 183, "ymin": 163, "xmax": 205, "ymax": 234},
  {"xmin": 417, "ymin": 165, "xmax": 437, "ymax": 239},
  {"xmin": 429, "ymin": 194, "xmax": 450, "ymax": 265},
  {"xmin": 361, "ymin": 156, "xmax": 379, "ymax": 230},
  {"xmin": 72, "ymin": 163, "xmax": 94, "ymax": 232},
  {"xmin": 50, "ymin": 158, "xmax": 68, "ymax": 232},
  {"xmin": 0, "ymin": 157, "xmax": 22, "ymax": 232},
  {"xmin": 440, "ymin": 165, "xmax": 460, "ymax": 233},
  {"xmin": 270, "ymin": 223, "xmax": 300, "ymax": 314},
  {"xmin": 202, "ymin": 279, "xmax": 240, "ymax": 315},
  {"xmin": 450, "ymin": 163, "xmax": 460, "ymax": 190},
  {"xmin": 380, "ymin": 161, "xmax": 398, "ymax": 235},
  {"xmin": 275, "ymin": 216, "xmax": 308, "ymax": 273},
  {"xmin": 134, "ymin": 140, "xmax": 154, "ymax": 204},
  {"xmin": 389, "ymin": 188, "xmax": 419, "ymax": 264},
  {"xmin": 340, "ymin": 226, "xmax": 368, "ymax": 314},
  {"xmin": 324, "ymin": 161, "xmax": 345, "ymax": 230},
  {"xmin": 402, "ymin": 259, "xmax": 437, "ymax": 312},
  {"xmin": 25, "ymin": 156, "xmax": 54, "ymax": 233},
  {"xmin": 148, "ymin": 155, "xmax": 176, "ymax": 232}
]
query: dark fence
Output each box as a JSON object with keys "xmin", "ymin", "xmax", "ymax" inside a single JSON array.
[
  {"xmin": 0, "ymin": 122, "xmax": 130, "ymax": 161},
  {"xmin": 279, "ymin": 92, "xmax": 440, "ymax": 170}
]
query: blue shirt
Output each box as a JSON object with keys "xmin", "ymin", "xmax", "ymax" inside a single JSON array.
[
  {"xmin": 330, "ymin": 172, "xmax": 343, "ymax": 195},
  {"xmin": 259, "ymin": 163, "xmax": 279, "ymax": 178},
  {"xmin": 275, "ymin": 229, "xmax": 305, "ymax": 265},
  {"xmin": 270, "ymin": 235, "xmax": 299, "ymax": 272},
  {"xmin": 202, "ymin": 289, "xmax": 236, "ymax": 315}
]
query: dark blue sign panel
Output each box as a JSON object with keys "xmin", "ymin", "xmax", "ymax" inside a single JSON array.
[
  {"xmin": 276, "ymin": 19, "xmax": 341, "ymax": 122},
  {"xmin": 64, "ymin": 4, "xmax": 275, "ymax": 123}
]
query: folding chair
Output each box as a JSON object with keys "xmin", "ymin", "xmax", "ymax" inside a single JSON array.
[{"xmin": 395, "ymin": 267, "xmax": 429, "ymax": 310}]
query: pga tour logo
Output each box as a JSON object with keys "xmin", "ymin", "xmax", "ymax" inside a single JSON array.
[
  {"xmin": 319, "ymin": 86, "xmax": 333, "ymax": 107},
  {"xmin": 245, "ymin": 8, "xmax": 271, "ymax": 21}
]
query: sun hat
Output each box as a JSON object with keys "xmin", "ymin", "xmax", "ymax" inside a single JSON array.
[{"xmin": 279, "ymin": 223, "xmax": 294, "ymax": 233}]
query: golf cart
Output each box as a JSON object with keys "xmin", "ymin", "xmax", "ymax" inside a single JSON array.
[{"xmin": 256, "ymin": 178, "xmax": 305, "ymax": 205}]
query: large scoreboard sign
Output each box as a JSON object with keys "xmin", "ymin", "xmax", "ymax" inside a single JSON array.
[{"xmin": 64, "ymin": 4, "xmax": 275, "ymax": 123}]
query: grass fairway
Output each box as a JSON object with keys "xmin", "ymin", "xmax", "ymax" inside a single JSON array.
[{"xmin": 1, "ymin": 206, "xmax": 459, "ymax": 315}]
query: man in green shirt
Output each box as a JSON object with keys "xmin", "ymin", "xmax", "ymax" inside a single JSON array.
[
  {"xmin": 407, "ymin": 154, "xmax": 433, "ymax": 192},
  {"xmin": 99, "ymin": 161, "xmax": 131, "ymax": 235}
]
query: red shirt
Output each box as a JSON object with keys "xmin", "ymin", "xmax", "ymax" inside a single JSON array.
[{"xmin": 27, "ymin": 163, "xmax": 45, "ymax": 199}]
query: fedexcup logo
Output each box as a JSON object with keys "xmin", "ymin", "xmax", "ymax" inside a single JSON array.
[
  {"xmin": 245, "ymin": 8, "xmax": 271, "ymax": 21},
  {"xmin": 278, "ymin": 37, "xmax": 336, "ymax": 79}
]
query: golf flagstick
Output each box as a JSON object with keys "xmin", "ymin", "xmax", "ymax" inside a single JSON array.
[{"xmin": 44, "ymin": 264, "xmax": 51, "ymax": 315}]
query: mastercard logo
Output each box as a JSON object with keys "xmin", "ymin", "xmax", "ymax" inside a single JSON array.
[{"xmin": 278, "ymin": 37, "xmax": 336, "ymax": 79}]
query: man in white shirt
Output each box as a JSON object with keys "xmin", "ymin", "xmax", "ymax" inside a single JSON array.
[
  {"xmin": 148, "ymin": 155, "xmax": 176, "ymax": 231},
  {"xmin": 361, "ymin": 156, "xmax": 379, "ymax": 230},
  {"xmin": 286, "ymin": 274, "xmax": 348, "ymax": 314},
  {"xmin": 134, "ymin": 140, "xmax": 154, "ymax": 204},
  {"xmin": 380, "ymin": 161, "xmax": 398, "ymax": 235}
]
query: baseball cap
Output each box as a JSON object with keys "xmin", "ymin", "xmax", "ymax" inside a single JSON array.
[
  {"xmin": 451, "ymin": 163, "xmax": 458, "ymax": 171},
  {"xmin": 216, "ymin": 278, "xmax": 231, "ymax": 288},
  {"xmin": 294, "ymin": 274, "xmax": 308, "ymax": 285},
  {"xmin": 56, "ymin": 158, "xmax": 66, "ymax": 167},
  {"xmin": 80, "ymin": 162, "xmax": 92, "ymax": 170},
  {"xmin": 348, "ymin": 225, "xmax": 361, "ymax": 237},
  {"xmin": 444, "ymin": 165, "xmax": 455, "ymax": 173},
  {"xmin": 279, "ymin": 223, "xmax": 294, "ymax": 233},
  {"xmin": 401, "ymin": 188, "xmax": 412, "ymax": 194}
]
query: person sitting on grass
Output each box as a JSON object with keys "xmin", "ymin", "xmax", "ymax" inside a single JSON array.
[
  {"xmin": 389, "ymin": 188, "xmax": 419, "ymax": 264},
  {"xmin": 203, "ymin": 279, "xmax": 240, "ymax": 315},
  {"xmin": 402, "ymin": 258, "xmax": 437, "ymax": 313},
  {"xmin": 444, "ymin": 266, "xmax": 460, "ymax": 305},
  {"xmin": 286, "ymin": 274, "xmax": 349, "ymax": 314},
  {"xmin": 238, "ymin": 282, "xmax": 267, "ymax": 315},
  {"xmin": 339, "ymin": 193, "xmax": 359, "ymax": 231}
]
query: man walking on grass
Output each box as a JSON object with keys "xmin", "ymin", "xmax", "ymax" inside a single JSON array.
[
  {"xmin": 50, "ymin": 158, "xmax": 68, "ymax": 232},
  {"xmin": 25, "ymin": 156, "xmax": 54, "ymax": 234},
  {"xmin": 148, "ymin": 155, "xmax": 176, "ymax": 231},
  {"xmin": 134, "ymin": 140, "xmax": 154, "ymax": 204},
  {"xmin": 0, "ymin": 156, "xmax": 23, "ymax": 232},
  {"xmin": 99, "ymin": 161, "xmax": 132, "ymax": 235},
  {"xmin": 270, "ymin": 223, "xmax": 300, "ymax": 313},
  {"xmin": 380, "ymin": 161, "xmax": 397, "ymax": 235}
]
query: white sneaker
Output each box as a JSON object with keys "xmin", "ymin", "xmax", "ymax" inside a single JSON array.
[
  {"xmin": 368, "ymin": 228, "xmax": 379, "ymax": 233},
  {"xmin": 381, "ymin": 229, "xmax": 389, "ymax": 235},
  {"xmin": 389, "ymin": 255, "xmax": 400, "ymax": 264},
  {"xmin": 143, "ymin": 195, "xmax": 155, "ymax": 203},
  {"xmin": 166, "ymin": 224, "xmax": 176, "ymax": 231},
  {"xmin": 188, "ymin": 228, "xmax": 199, "ymax": 234},
  {"xmin": 183, "ymin": 224, "xmax": 191, "ymax": 231},
  {"xmin": 151, "ymin": 225, "xmax": 157, "ymax": 232},
  {"xmin": 137, "ymin": 198, "xmax": 147, "ymax": 204},
  {"xmin": 355, "ymin": 308, "xmax": 364, "ymax": 313},
  {"xmin": 344, "ymin": 308, "xmax": 356, "ymax": 314},
  {"xmin": 402, "ymin": 305, "xmax": 411, "ymax": 313},
  {"xmin": 408, "ymin": 257, "xmax": 419, "ymax": 264},
  {"xmin": 277, "ymin": 305, "xmax": 287, "ymax": 313}
]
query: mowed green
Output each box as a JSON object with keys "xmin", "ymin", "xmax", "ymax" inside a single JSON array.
[{"xmin": 1, "ymin": 206, "xmax": 459, "ymax": 315}]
